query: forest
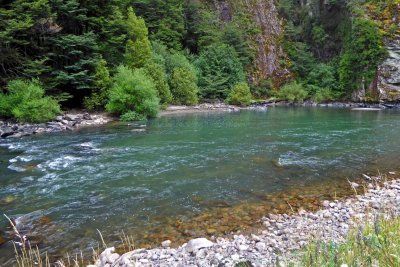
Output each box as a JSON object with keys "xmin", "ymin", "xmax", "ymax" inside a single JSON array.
[{"xmin": 0, "ymin": 0, "xmax": 398, "ymax": 122}]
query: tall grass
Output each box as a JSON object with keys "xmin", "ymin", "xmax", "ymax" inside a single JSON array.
[{"xmin": 285, "ymin": 216, "xmax": 400, "ymax": 267}]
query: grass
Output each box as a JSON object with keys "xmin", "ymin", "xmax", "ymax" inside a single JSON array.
[{"xmin": 284, "ymin": 216, "xmax": 400, "ymax": 267}]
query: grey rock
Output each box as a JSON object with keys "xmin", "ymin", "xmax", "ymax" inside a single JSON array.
[
  {"xmin": 255, "ymin": 242, "xmax": 266, "ymax": 252},
  {"xmin": 161, "ymin": 240, "xmax": 172, "ymax": 248},
  {"xmin": 83, "ymin": 113, "xmax": 92, "ymax": 120},
  {"xmin": 64, "ymin": 114, "xmax": 80, "ymax": 121},
  {"xmin": 185, "ymin": 238, "xmax": 213, "ymax": 253}
]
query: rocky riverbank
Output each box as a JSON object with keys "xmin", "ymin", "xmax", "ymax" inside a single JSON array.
[
  {"xmin": 91, "ymin": 174, "xmax": 400, "ymax": 267},
  {"xmin": 0, "ymin": 112, "xmax": 113, "ymax": 139},
  {"xmin": 161, "ymin": 101, "xmax": 400, "ymax": 117},
  {"xmin": 2, "ymin": 101, "xmax": 399, "ymax": 139}
]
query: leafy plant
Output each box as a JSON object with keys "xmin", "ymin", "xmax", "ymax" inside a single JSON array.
[
  {"xmin": 227, "ymin": 82, "xmax": 252, "ymax": 106},
  {"xmin": 277, "ymin": 82, "xmax": 308, "ymax": 102},
  {"xmin": 0, "ymin": 79, "xmax": 61, "ymax": 123},
  {"xmin": 120, "ymin": 111, "xmax": 147, "ymax": 122},
  {"xmin": 106, "ymin": 66, "xmax": 160, "ymax": 119}
]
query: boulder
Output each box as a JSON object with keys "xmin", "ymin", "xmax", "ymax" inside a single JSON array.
[
  {"xmin": 64, "ymin": 114, "xmax": 80, "ymax": 121},
  {"xmin": 1, "ymin": 127, "xmax": 16, "ymax": 138},
  {"xmin": 185, "ymin": 238, "xmax": 213, "ymax": 253}
]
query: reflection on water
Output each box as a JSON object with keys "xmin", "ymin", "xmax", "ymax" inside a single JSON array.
[{"xmin": 0, "ymin": 107, "xmax": 400, "ymax": 263}]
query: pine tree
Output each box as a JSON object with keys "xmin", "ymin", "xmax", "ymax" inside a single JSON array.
[{"xmin": 124, "ymin": 7, "xmax": 152, "ymax": 69}]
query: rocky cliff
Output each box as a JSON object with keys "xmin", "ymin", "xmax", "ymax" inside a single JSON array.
[
  {"xmin": 213, "ymin": 0, "xmax": 291, "ymax": 87},
  {"xmin": 378, "ymin": 40, "xmax": 400, "ymax": 101}
]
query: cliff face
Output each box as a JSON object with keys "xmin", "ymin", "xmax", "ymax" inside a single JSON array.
[
  {"xmin": 378, "ymin": 40, "xmax": 400, "ymax": 101},
  {"xmin": 213, "ymin": 0, "xmax": 291, "ymax": 87},
  {"xmin": 375, "ymin": 0, "xmax": 400, "ymax": 102},
  {"xmin": 241, "ymin": 0, "xmax": 291, "ymax": 87}
]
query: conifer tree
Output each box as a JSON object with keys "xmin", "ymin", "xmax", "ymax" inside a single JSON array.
[{"xmin": 124, "ymin": 7, "xmax": 152, "ymax": 69}]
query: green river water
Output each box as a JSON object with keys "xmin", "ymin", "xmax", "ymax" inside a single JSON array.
[{"xmin": 0, "ymin": 107, "xmax": 399, "ymax": 264}]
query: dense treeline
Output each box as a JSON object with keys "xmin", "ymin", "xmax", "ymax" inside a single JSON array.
[
  {"xmin": 279, "ymin": 0, "xmax": 390, "ymax": 102},
  {"xmin": 0, "ymin": 0, "xmax": 395, "ymax": 122}
]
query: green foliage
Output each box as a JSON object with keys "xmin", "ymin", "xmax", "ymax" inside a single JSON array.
[
  {"xmin": 339, "ymin": 18, "xmax": 386, "ymax": 93},
  {"xmin": 143, "ymin": 62, "xmax": 172, "ymax": 105},
  {"xmin": 84, "ymin": 58, "xmax": 112, "ymax": 110},
  {"xmin": 313, "ymin": 87, "xmax": 336, "ymax": 103},
  {"xmin": 169, "ymin": 67, "xmax": 198, "ymax": 105},
  {"xmin": 195, "ymin": 45, "xmax": 246, "ymax": 100},
  {"xmin": 290, "ymin": 217, "xmax": 400, "ymax": 267},
  {"xmin": 0, "ymin": 79, "xmax": 60, "ymax": 122},
  {"xmin": 221, "ymin": 23, "xmax": 253, "ymax": 68},
  {"xmin": 227, "ymin": 82, "xmax": 252, "ymax": 106},
  {"xmin": 250, "ymin": 79, "xmax": 273, "ymax": 99},
  {"xmin": 124, "ymin": 7, "xmax": 152, "ymax": 69},
  {"xmin": 284, "ymin": 41, "xmax": 316, "ymax": 79},
  {"xmin": 277, "ymin": 82, "xmax": 308, "ymax": 102},
  {"xmin": 120, "ymin": 111, "xmax": 147, "ymax": 122},
  {"xmin": 307, "ymin": 64, "xmax": 338, "ymax": 91},
  {"xmin": 132, "ymin": 0, "xmax": 186, "ymax": 51},
  {"xmin": 106, "ymin": 66, "xmax": 160, "ymax": 118}
]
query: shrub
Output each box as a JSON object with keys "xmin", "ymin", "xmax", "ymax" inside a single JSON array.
[
  {"xmin": 120, "ymin": 111, "xmax": 146, "ymax": 122},
  {"xmin": 250, "ymin": 79, "xmax": 273, "ymax": 99},
  {"xmin": 227, "ymin": 82, "xmax": 252, "ymax": 106},
  {"xmin": 277, "ymin": 82, "xmax": 308, "ymax": 102},
  {"xmin": 0, "ymin": 79, "xmax": 61, "ymax": 122},
  {"xmin": 170, "ymin": 67, "xmax": 198, "ymax": 105},
  {"xmin": 195, "ymin": 44, "xmax": 245, "ymax": 100},
  {"xmin": 313, "ymin": 87, "xmax": 336, "ymax": 103},
  {"xmin": 106, "ymin": 66, "xmax": 160, "ymax": 119}
]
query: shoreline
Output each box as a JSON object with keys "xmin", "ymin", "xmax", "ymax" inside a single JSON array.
[
  {"xmin": 1, "ymin": 101, "xmax": 400, "ymax": 139},
  {"xmin": 92, "ymin": 173, "xmax": 400, "ymax": 267}
]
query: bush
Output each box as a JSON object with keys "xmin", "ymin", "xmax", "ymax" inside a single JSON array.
[
  {"xmin": 0, "ymin": 79, "xmax": 61, "ymax": 122},
  {"xmin": 277, "ymin": 82, "xmax": 308, "ymax": 102},
  {"xmin": 313, "ymin": 87, "xmax": 336, "ymax": 103},
  {"xmin": 250, "ymin": 79, "xmax": 273, "ymax": 99},
  {"xmin": 195, "ymin": 44, "xmax": 245, "ymax": 100},
  {"xmin": 170, "ymin": 67, "xmax": 198, "ymax": 105},
  {"xmin": 227, "ymin": 82, "xmax": 252, "ymax": 106},
  {"xmin": 120, "ymin": 111, "xmax": 147, "ymax": 122},
  {"xmin": 106, "ymin": 66, "xmax": 160, "ymax": 119}
]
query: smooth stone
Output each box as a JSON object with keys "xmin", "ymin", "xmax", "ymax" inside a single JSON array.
[
  {"xmin": 185, "ymin": 238, "xmax": 214, "ymax": 253},
  {"xmin": 255, "ymin": 242, "xmax": 266, "ymax": 252},
  {"xmin": 161, "ymin": 240, "xmax": 172, "ymax": 248}
]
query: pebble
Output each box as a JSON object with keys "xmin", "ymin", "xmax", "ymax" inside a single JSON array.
[{"xmin": 91, "ymin": 179, "xmax": 400, "ymax": 267}]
